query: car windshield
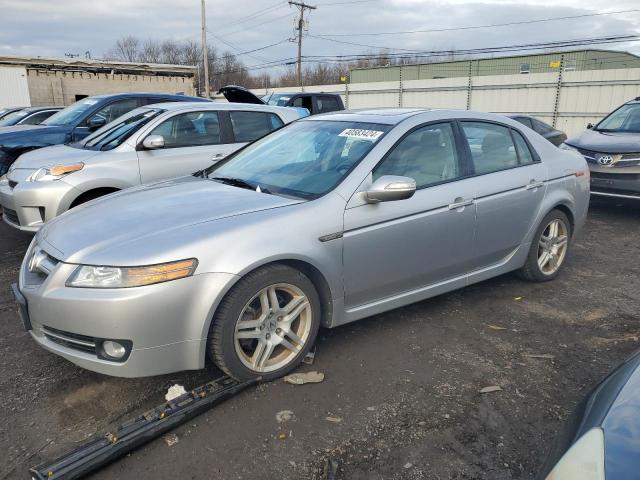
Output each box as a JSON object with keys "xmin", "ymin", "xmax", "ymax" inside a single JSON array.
[
  {"xmin": 596, "ymin": 103, "xmax": 640, "ymax": 133},
  {"xmin": 79, "ymin": 108, "xmax": 165, "ymax": 151},
  {"xmin": 43, "ymin": 98, "xmax": 101, "ymax": 126},
  {"xmin": 0, "ymin": 110, "xmax": 29, "ymax": 127},
  {"xmin": 206, "ymin": 120, "xmax": 391, "ymax": 199},
  {"xmin": 264, "ymin": 94, "xmax": 293, "ymax": 106}
]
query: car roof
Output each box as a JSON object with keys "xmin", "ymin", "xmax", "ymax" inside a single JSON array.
[
  {"xmin": 306, "ymin": 108, "xmax": 430, "ymax": 125},
  {"xmin": 142, "ymin": 101, "xmax": 302, "ymax": 115},
  {"xmin": 21, "ymin": 106, "xmax": 62, "ymax": 113},
  {"xmin": 86, "ymin": 92, "xmax": 205, "ymax": 101}
]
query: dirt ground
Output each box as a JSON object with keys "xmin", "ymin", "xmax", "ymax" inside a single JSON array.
[{"xmin": 1, "ymin": 198, "xmax": 639, "ymax": 480}]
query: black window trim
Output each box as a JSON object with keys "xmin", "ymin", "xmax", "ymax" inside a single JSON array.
[
  {"xmin": 371, "ymin": 119, "xmax": 467, "ymax": 192},
  {"xmin": 455, "ymin": 119, "xmax": 541, "ymax": 179}
]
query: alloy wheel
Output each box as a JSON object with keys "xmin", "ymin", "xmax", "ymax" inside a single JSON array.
[
  {"xmin": 234, "ymin": 283, "xmax": 312, "ymax": 373},
  {"xmin": 537, "ymin": 218, "xmax": 569, "ymax": 275}
]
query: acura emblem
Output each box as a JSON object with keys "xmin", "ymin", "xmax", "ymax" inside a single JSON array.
[{"xmin": 597, "ymin": 154, "xmax": 614, "ymax": 166}]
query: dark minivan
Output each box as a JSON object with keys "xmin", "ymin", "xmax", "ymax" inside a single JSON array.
[
  {"xmin": 0, "ymin": 92, "xmax": 209, "ymax": 175},
  {"xmin": 218, "ymin": 85, "xmax": 345, "ymax": 116},
  {"xmin": 562, "ymin": 97, "xmax": 640, "ymax": 200}
]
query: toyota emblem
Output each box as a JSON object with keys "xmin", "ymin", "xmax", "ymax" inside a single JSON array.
[{"xmin": 597, "ymin": 154, "xmax": 614, "ymax": 166}]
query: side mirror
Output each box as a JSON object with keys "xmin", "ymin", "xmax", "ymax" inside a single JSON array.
[
  {"xmin": 364, "ymin": 175, "xmax": 416, "ymax": 203},
  {"xmin": 142, "ymin": 135, "xmax": 165, "ymax": 150},
  {"xmin": 586, "ymin": 123, "xmax": 593, "ymax": 129},
  {"xmin": 87, "ymin": 115, "xmax": 106, "ymax": 130}
]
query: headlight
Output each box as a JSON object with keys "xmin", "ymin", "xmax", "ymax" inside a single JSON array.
[
  {"xmin": 27, "ymin": 162, "xmax": 84, "ymax": 182},
  {"xmin": 559, "ymin": 143, "xmax": 578, "ymax": 152},
  {"xmin": 0, "ymin": 174, "xmax": 7, "ymax": 185},
  {"xmin": 66, "ymin": 258, "xmax": 198, "ymax": 288},
  {"xmin": 546, "ymin": 428, "xmax": 605, "ymax": 480}
]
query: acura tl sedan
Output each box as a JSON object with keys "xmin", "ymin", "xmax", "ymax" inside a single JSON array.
[
  {"xmin": 0, "ymin": 102, "xmax": 305, "ymax": 231},
  {"xmin": 13, "ymin": 108, "xmax": 589, "ymax": 380}
]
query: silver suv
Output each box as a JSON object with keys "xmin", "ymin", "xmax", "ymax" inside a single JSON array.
[{"xmin": 0, "ymin": 102, "xmax": 305, "ymax": 231}]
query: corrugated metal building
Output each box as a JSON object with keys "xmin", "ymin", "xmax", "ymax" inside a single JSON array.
[
  {"xmin": 0, "ymin": 56, "xmax": 196, "ymax": 108},
  {"xmin": 350, "ymin": 49, "xmax": 640, "ymax": 83}
]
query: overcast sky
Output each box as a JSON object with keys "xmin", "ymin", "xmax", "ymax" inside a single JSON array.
[{"xmin": 1, "ymin": 0, "xmax": 639, "ymax": 74}]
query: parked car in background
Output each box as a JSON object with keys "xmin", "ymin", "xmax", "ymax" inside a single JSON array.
[
  {"xmin": 0, "ymin": 107, "xmax": 26, "ymax": 121},
  {"xmin": 539, "ymin": 350, "xmax": 640, "ymax": 480},
  {"xmin": 505, "ymin": 114, "xmax": 567, "ymax": 146},
  {"xmin": 13, "ymin": 108, "xmax": 588, "ymax": 379},
  {"xmin": 0, "ymin": 102, "xmax": 305, "ymax": 231},
  {"xmin": 0, "ymin": 92, "xmax": 209, "ymax": 176},
  {"xmin": 218, "ymin": 85, "xmax": 345, "ymax": 115},
  {"xmin": 561, "ymin": 97, "xmax": 640, "ymax": 200},
  {"xmin": 0, "ymin": 106, "xmax": 62, "ymax": 128}
]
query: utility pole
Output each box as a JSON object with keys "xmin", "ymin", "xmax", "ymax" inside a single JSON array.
[
  {"xmin": 201, "ymin": 0, "xmax": 210, "ymax": 98},
  {"xmin": 289, "ymin": 1, "xmax": 316, "ymax": 87}
]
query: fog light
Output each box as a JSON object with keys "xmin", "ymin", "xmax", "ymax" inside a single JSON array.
[{"xmin": 102, "ymin": 340, "xmax": 126, "ymax": 359}]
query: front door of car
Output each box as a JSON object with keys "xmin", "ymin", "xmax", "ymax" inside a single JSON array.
[
  {"xmin": 71, "ymin": 98, "xmax": 141, "ymax": 142},
  {"xmin": 458, "ymin": 121, "xmax": 548, "ymax": 268},
  {"xmin": 137, "ymin": 110, "xmax": 234, "ymax": 184},
  {"xmin": 342, "ymin": 122, "xmax": 478, "ymax": 309}
]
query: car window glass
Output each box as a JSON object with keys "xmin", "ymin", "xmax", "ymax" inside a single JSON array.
[
  {"xmin": 83, "ymin": 108, "xmax": 165, "ymax": 150},
  {"xmin": 512, "ymin": 130, "xmax": 535, "ymax": 165},
  {"xmin": 20, "ymin": 111, "xmax": 54, "ymax": 125},
  {"xmin": 597, "ymin": 103, "xmax": 640, "ymax": 132},
  {"xmin": 91, "ymin": 99, "xmax": 140, "ymax": 125},
  {"xmin": 229, "ymin": 111, "xmax": 281, "ymax": 143},
  {"xmin": 292, "ymin": 96, "xmax": 313, "ymax": 111},
  {"xmin": 318, "ymin": 96, "xmax": 340, "ymax": 113},
  {"xmin": 0, "ymin": 110, "xmax": 28, "ymax": 127},
  {"xmin": 461, "ymin": 122, "xmax": 519, "ymax": 174},
  {"xmin": 149, "ymin": 111, "xmax": 221, "ymax": 148},
  {"xmin": 373, "ymin": 122, "xmax": 460, "ymax": 188},
  {"xmin": 531, "ymin": 118, "xmax": 554, "ymax": 134},
  {"xmin": 514, "ymin": 117, "xmax": 533, "ymax": 129},
  {"xmin": 43, "ymin": 98, "xmax": 99, "ymax": 126}
]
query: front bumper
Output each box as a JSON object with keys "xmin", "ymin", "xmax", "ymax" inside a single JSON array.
[
  {"xmin": 589, "ymin": 165, "xmax": 640, "ymax": 200},
  {"xmin": 17, "ymin": 242, "xmax": 238, "ymax": 377},
  {"xmin": 0, "ymin": 179, "xmax": 81, "ymax": 232}
]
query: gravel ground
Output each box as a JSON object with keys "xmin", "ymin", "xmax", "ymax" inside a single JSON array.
[{"xmin": 1, "ymin": 198, "xmax": 639, "ymax": 479}]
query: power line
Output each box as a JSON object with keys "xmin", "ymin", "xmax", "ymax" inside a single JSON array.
[
  {"xmin": 221, "ymin": 12, "xmax": 296, "ymax": 37},
  {"xmin": 316, "ymin": 8, "xmax": 640, "ymax": 37},
  {"xmin": 215, "ymin": 1, "xmax": 288, "ymax": 33}
]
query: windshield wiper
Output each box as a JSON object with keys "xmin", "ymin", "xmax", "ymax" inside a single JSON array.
[{"xmin": 211, "ymin": 176, "xmax": 269, "ymax": 193}]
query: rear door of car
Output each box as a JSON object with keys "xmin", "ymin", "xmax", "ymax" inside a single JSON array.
[
  {"xmin": 458, "ymin": 120, "xmax": 548, "ymax": 268},
  {"xmin": 137, "ymin": 109, "xmax": 234, "ymax": 183},
  {"xmin": 342, "ymin": 121, "xmax": 478, "ymax": 308}
]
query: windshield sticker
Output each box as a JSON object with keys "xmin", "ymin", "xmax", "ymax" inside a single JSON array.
[
  {"xmin": 338, "ymin": 129, "xmax": 384, "ymax": 141},
  {"xmin": 82, "ymin": 99, "xmax": 98, "ymax": 105}
]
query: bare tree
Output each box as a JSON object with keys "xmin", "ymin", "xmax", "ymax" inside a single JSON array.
[
  {"xmin": 140, "ymin": 39, "xmax": 162, "ymax": 63},
  {"xmin": 109, "ymin": 35, "xmax": 140, "ymax": 62}
]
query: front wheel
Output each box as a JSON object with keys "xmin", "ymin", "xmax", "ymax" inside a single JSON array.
[
  {"xmin": 518, "ymin": 209, "xmax": 571, "ymax": 282},
  {"xmin": 208, "ymin": 264, "xmax": 320, "ymax": 381}
]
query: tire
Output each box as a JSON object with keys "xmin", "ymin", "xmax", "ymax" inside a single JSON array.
[
  {"xmin": 518, "ymin": 209, "xmax": 572, "ymax": 282},
  {"xmin": 208, "ymin": 264, "xmax": 321, "ymax": 381}
]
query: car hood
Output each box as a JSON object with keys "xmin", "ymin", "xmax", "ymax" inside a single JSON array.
[
  {"xmin": 567, "ymin": 129, "xmax": 640, "ymax": 153},
  {"xmin": 8, "ymin": 145, "xmax": 100, "ymax": 181},
  {"xmin": 217, "ymin": 85, "xmax": 266, "ymax": 104},
  {"xmin": 39, "ymin": 175, "xmax": 303, "ymax": 264},
  {"xmin": 0, "ymin": 123, "xmax": 68, "ymax": 142}
]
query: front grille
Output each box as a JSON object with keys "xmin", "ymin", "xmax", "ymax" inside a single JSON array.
[
  {"xmin": 3, "ymin": 208, "xmax": 19, "ymax": 225},
  {"xmin": 42, "ymin": 326, "xmax": 97, "ymax": 355},
  {"xmin": 591, "ymin": 171, "xmax": 640, "ymax": 181},
  {"xmin": 578, "ymin": 148, "xmax": 640, "ymax": 167}
]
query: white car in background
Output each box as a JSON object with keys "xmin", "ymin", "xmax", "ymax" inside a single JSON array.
[{"xmin": 0, "ymin": 102, "xmax": 306, "ymax": 231}]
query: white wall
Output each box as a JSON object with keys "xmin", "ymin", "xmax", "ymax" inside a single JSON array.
[
  {"xmin": 0, "ymin": 66, "xmax": 31, "ymax": 107},
  {"xmin": 253, "ymin": 68, "xmax": 640, "ymax": 137}
]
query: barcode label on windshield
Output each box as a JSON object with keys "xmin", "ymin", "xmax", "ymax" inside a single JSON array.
[{"xmin": 338, "ymin": 129, "xmax": 384, "ymax": 141}]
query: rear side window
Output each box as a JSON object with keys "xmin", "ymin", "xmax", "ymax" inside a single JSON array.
[
  {"xmin": 374, "ymin": 122, "xmax": 460, "ymax": 188},
  {"xmin": 317, "ymin": 96, "xmax": 341, "ymax": 113},
  {"xmin": 20, "ymin": 111, "xmax": 56, "ymax": 125},
  {"xmin": 512, "ymin": 130, "xmax": 535, "ymax": 165},
  {"xmin": 148, "ymin": 111, "xmax": 221, "ymax": 147},
  {"xmin": 229, "ymin": 111, "xmax": 283, "ymax": 142},
  {"xmin": 461, "ymin": 122, "xmax": 519, "ymax": 175}
]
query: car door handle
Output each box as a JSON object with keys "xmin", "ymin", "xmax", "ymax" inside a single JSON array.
[
  {"xmin": 448, "ymin": 198, "xmax": 474, "ymax": 210},
  {"xmin": 526, "ymin": 180, "xmax": 545, "ymax": 190}
]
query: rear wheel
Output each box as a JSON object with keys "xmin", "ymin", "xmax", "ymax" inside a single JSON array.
[
  {"xmin": 208, "ymin": 264, "xmax": 320, "ymax": 381},
  {"xmin": 518, "ymin": 209, "xmax": 571, "ymax": 282}
]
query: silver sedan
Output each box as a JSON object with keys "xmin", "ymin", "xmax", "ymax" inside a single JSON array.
[
  {"xmin": 14, "ymin": 108, "xmax": 589, "ymax": 379},
  {"xmin": 0, "ymin": 102, "xmax": 304, "ymax": 231}
]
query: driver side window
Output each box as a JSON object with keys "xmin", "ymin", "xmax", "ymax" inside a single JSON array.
[
  {"xmin": 373, "ymin": 122, "xmax": 460, "ymax": 188},
  {"xmin": 90, "ymin": 99, "xmax": 139, "ymax": 125},
  {"xmin": 148, "ymin": 111, "xmax": 221, "ymax": 148}
]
